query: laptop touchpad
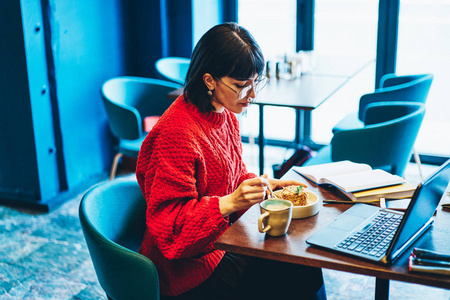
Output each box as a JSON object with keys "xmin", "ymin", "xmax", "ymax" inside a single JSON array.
[{"xmin": 330, "ymin": 215, "xmax": 367, "ymax": 231}]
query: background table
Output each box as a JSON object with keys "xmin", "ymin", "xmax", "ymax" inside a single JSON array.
[
  {"xmin": 252, "ymin": 55, "xmax": 374, "ymax": 175},
  {"xmin": 215, "ymin": 169, "xmax": 450, "ymax": 299},
  {"xmin": 254, "ymin": 74, "xmax": 347, "ymax": 174},
  {"xmin": 166, "ymin": 55, "xmax": 375, "ymax": 175}
]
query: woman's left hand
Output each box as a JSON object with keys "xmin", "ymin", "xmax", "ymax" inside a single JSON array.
[{"xmin": 261, "ymin": 174, "xmax": 307, "ymax": 192}]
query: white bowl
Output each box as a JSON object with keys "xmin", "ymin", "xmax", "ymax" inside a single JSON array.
[{"xmin": 273, "ymin": 190, "xmax": 321, "ymax": 219}]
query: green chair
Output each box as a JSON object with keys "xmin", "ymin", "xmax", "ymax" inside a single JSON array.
[
  {"xmin": 101, "ymin": 76, "xmax": 182, "ymax": 180},
  {"xmin": 305, "ymin": 102, "xmax": 426, "ymax": 177},
  {"xmin": 155, "ymin": 57, "xmax": 190, "ymax": 85},
  {"xmin": 79, "ymin": 178, "xmax": 159, "ymax": 300}
]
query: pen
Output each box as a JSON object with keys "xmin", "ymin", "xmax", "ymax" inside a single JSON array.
[{"xmin": 323, "ymin": 199, "xmax": 379, "ymax": 204}]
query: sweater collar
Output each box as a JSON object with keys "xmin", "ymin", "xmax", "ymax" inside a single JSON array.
[{"xmin": 181, "ymin": 96, "xmax": 227, "ymax": 128}]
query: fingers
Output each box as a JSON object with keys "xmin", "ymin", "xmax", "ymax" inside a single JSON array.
[
  {"xmin": 240, "ymin": 177, "xmax": 269, "ymax": 202},
  {"xmin": 245, "ymin": 176, "xmax": 269, "ymax": 187},
  {"xmin": 241, "ymin": 182, "xmax": 266, "ymax": 196}
]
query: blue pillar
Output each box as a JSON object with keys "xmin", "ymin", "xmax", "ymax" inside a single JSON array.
[
  {"xmin": 375, "ymin": 0, "xmax": 399, "ymax": 88},
  {"xmin": 221, "ymin": 0, "xmax": 237, "ymax": 23},
  {"xmin": 296, "ymin": 0, "xmax": 314, "ymax": 51}
]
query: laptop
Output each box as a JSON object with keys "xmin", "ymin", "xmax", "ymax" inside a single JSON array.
[{"xmin": 306, "ymin": 159, "xmax": 450, "ymax": 265}]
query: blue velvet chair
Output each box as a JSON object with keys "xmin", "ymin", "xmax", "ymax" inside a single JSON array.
[
  {"xmin": 332, "ymin": 73, "xmax": 433, "ymax": 177},
  {"xmin": 333, "ymin": 73, "xmax": 432, "ymax": 132},
  {"xmin": 79, "ymin": 178, "xmax": 159, "ymax": 300},
  {"xmin": 304, "ymin": 102, "xmax": 426, "ymax": 177},
  {"xmin": 155, "ymin": 57, "xmax": 191, "ymax": 85},
  {"xmin": 101, "ymin": 76, "xmax": 182, "ymax": 180}
]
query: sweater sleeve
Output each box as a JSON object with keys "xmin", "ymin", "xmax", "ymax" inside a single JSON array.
[{"xmin": 137, "ymin": 125, "xmax": 230, "ymax": 260}]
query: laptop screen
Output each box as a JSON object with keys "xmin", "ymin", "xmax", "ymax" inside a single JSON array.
[{"xmin": 387, "ymin": 159, "xmax": 450, "ymax": 261}]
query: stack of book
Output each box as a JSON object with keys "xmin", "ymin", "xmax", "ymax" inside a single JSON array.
[
  {"xmin": 293, "ymin": 161, "xmax": 416, "ymax": 203},
  {"xmin": 409, "ymin": 248, "xmax": 450, "ymax": 276}
]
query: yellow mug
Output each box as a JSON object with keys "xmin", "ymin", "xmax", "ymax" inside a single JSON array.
[{"xmin": 258, "ymin": 199, "xmax": 293, "ymax": 236}]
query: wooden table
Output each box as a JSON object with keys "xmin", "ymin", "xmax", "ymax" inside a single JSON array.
[{"xmin": 214, "ymin": 169, "xmax": 450, "ymax": 299}]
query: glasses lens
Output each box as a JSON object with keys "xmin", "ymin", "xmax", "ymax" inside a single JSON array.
[
  {"xmin": 255, "ymin": 77, "xmax": 268, "ymax": 92},
  {"xmin": 237, "ymin": 76, "xmax": 268, "ymax": 99},
  {"xmin": 238, "ymin": 86, "xmax": 252, "ymax": 99}
]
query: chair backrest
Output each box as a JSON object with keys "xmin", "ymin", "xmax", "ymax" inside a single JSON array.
[
  {"xmin": 101, "ymin": 76, "xmax": 182, "ymax": 140},
  {"xmin": 79, "ymin": 179, "xmax": 159, "ymax": 300},
  {"xmin": 332, "ymin": 102, "xmax": 426, "ymax": 176},
  {"xmin": 358, "ymin": 73, "xmax": 433, "ymax": 121},
  {"xmin": 155, "ymin": 57, "xmax": 190, "ymax": 85}
]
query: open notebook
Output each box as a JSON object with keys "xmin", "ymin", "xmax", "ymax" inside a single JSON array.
[{"xmin": 306, "ymin": 159, "xmax": 450, "ymax": 265}]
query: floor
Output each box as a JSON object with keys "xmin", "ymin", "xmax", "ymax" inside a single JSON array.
[{"xmin": 1, "ymin": 146, "xmax": 450, "ymax": 299}]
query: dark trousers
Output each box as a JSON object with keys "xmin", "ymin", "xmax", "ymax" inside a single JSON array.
[{"xmin": 161, "ymin": 252, "xmax": 327, "ymax": 300}]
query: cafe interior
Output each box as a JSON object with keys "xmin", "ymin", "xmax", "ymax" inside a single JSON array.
[{"xmin": 1, "ymin": 0, "xmax": 450, "ymax": 299}]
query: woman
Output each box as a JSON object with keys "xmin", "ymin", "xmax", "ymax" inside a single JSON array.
[{"xmin": 136, "ymin": 22, "xmax": 326, "ymax": 299}]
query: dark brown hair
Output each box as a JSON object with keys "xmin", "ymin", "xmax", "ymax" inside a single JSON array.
[{"xmin": 184, "ymin": 23, "xmax": 265, "ymax": 112}]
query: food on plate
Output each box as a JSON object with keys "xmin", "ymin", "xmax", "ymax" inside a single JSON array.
[{"xmin": 274, "ymin": 185, "xmax": 309, "ymax": 206}]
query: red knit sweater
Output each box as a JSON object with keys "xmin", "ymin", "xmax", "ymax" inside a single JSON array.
[{"xmin": 136, "ymin": 96, "xmax": 256, "ymax": 296}]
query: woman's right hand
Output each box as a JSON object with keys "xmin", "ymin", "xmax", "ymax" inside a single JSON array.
[{"xmin": 219, "ymin": 177, "xmax": 269, "ymax": 217}]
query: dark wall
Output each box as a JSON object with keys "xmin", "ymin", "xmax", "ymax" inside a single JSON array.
[
  {"xmin": 123, "ymin": 0, "xmax": 164, "ymax": 78},
  {"xmin": 0, "ymin": 1, "xmax": 42, "ymax": 201},
  {"xmin": 123, "ymin": 0, "xmax": 193, "ymax": 78}
]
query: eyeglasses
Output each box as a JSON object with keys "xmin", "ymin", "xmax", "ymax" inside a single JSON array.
[{"xmin": 215, "ymin": 76, "xmax": 268, "ymax": 100}]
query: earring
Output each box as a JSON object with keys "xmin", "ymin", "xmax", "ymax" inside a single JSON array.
[{"xmin": 207, "ymin": 90, "xmax": 213, "ymax": 96}]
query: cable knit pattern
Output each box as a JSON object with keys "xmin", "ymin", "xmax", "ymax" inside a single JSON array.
[{"xmin": 136, "ymin": 95, "xmax": 256, "ymax": 296}]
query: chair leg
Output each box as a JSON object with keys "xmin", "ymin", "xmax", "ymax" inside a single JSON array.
[
  {"xmin": 109, "ymin": 153, "xmax": 123, "ymax": 181},
  {"xmin": 412, "ymin": 147, "xmax": 424, "ymax": 181}
]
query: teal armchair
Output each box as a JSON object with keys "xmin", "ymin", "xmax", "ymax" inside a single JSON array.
[
  {"xmin": 101, "ymin": 77, "xmax": 182, "ymax": 180},
  {"xmin": 305, "ymin": 102, "xmax": 426, "ymax": 177},
  {"xmin": 333, "ymin": 73, "xmax": 432, "ymax": 132},
  {"xmin": 155, "ymin": 57, "xmax": 190, "ymax": 85},
  {"xmin": 79, "ymin": 178, "xmax": 159, "ymax": 300},
  {"xmin": 332, "ymin": 73, "xmax": 433, "ymax": 177}
]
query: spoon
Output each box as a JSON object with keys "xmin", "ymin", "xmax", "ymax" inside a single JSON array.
[
  {"xmin": 260, "ymin": 175, "xmax": 274, "ymax": 199},
  {"xmin": 267, "ymin": 185, "xmax": 274, "ymax": 199}
]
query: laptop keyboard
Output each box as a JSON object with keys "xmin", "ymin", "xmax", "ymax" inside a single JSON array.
[{"xmin": 336, "ymin": 211, "xmax": 403, "ymax": 258}]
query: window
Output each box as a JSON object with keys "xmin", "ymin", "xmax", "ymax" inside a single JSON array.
[
  {"xmin": 238, "ymin": 0, "xmax": 297, "ymax": 142},
  {"xmin": 311, "ymin": 0, "xmax": 378, "ymax": 144},
  {"xmin": 237, "ymin": 0, "xmax": 449, "ymax": 162},
  {"xmin": 397, "ymin": 0, "xmax": 450, "ymax": 157}
]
